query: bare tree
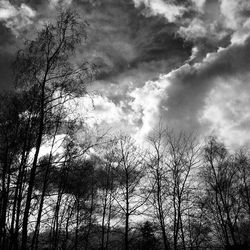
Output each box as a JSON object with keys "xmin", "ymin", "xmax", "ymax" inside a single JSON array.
[
  {"xmin": 147, "ymin": 127, "xmax": 200, "ymax": 250},
  {"xmin": 110, "ymin": 135, "xmax": 146, "ymax": 250},
  {"xmin": 147, "ymin": 127, "xmax": 171, "ymax": 250},
  {"xmin": 200, "ymin": 137, "xmax": 242, "ymax": 248},
  {"xmin": 96, "ymin": 143, "xmax": 120, "ymax": 250},
  {"xmin": 235, "ymin": 150, "xmax": 250, "ymax": 217}
]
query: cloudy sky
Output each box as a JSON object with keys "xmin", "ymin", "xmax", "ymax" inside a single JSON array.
[{"xmin": 1, "ymin": 0, "xmax": 250, "ymax": 148}]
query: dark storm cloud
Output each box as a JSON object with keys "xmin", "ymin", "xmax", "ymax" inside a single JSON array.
[
  {"xmin": 75, "ymin": 0, "xmax": 192, "ymax": 84},
  {"xmin": 0, "ymin": 0, "xmax": 192, "ymax": 90}
]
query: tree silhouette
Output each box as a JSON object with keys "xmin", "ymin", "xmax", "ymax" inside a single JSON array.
[{"xmin": 12, "ymin": 9, "xmax": 90, "ymax": 249}]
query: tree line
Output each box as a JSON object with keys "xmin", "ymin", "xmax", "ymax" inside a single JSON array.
[{"xmin": 0, "ymin": 9, "xmax": 250, "ymax": 250}]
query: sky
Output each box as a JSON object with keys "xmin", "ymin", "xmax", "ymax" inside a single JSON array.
[{"xmin": 1, "ymin": 0, "xmax": 250, "ymax": 148}]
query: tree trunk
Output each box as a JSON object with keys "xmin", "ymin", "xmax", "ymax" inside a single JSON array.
[
  {"xmin": 74, "ymin": 198, "xmax": 80, "ymax": 250},
  {"xmin": 125, "ymin": 171, "xmax": 129, "ymax": 250},
  {"xmin": 31, "ymin": 165, "xmax": 50, "ymax": 250},
  {"xmin": 156, "ymin": 168, "xmax": 170, "ymax": 250},
  {"xmin": 32, "ymin": 119, "xmax": 60, "ymax": 250},
  {"xmin": 62, "ymin": 202, "xmax": 74, "ymax": 250},
  {"xmin": 21, "ymin": 81, "xmax": 46, "ymax": 250},
  {"xmin": 85, "ymin": 174, "xmax": 95, "ymax": 250},
  {"xmin": 0, "ymin": 149, "xmax": 9, "ymax": 249},
  {"xmin": 101, "ymin": 189, "xmax": 108, "ymax": 250},
  {"xmin": 105, "ymin": 191, "xmax": 113, "ymax": 250}
]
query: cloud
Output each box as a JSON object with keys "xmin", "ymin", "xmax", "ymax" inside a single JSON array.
[
  {"xmin": 200, "ymin": 76, "xmax": 250, "ymax": 148},
  {"xmin": 115, "ymin": 0, "xmax": 250, "ymax": 147},
  {"xmin": 0, "ymin": 1, "xmax": 37, "ymax": 89},
  {"xmin": 83, "ymin": 33, "xmax": 250, "ymax": 145},
  {"xmin": 65, "ymin": 93, "xmax": 146, "ymax": 140},
  {"xmin": 66, "ymin": 77, "xmax": 171, "ymax": 143},
  {"xmin": 76, "ymin": 0, "xmax": 191, "ymax": 85},
  {"xmin": 1, "ymin": 0, "xmax": 250, "ymax": 149},
  {"xmin": 0, "ymin": 1, "xmax": 16, "ymax": 19},
  {"xmin": 220, "ymin": 0, "xmax": 250, "ymax": 30},
  {"xmin": 0, "ymin": 1, "xmax": 36, "ymax": 36},
  {"xmin": 0, "ymin": 0, "xmax": 192, "ymax": 89},
  {"xmin": 128, "ymin": 75, "xmax": 170, "ymax": 141},
  {"xmin": 177, "ymin": 0, "xmax": 250, "ymax": 57},
  {"xmin": 76, "ymin": 95, "xmax": 125, "ymax": 127},
  {"xmin": 150, "ymin": 36, "xmax": 250, "ymax": 146},
  {"xmin": 134, "ymin": 0, "xmax": 186, "ymax": 22},
  {"xmin": 190, "ymin": 0, "xmax": 206, "ymax": 12},
  {"xmin": 177, "ymin": 0, "xmax": 232, "ymax": 63}
]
